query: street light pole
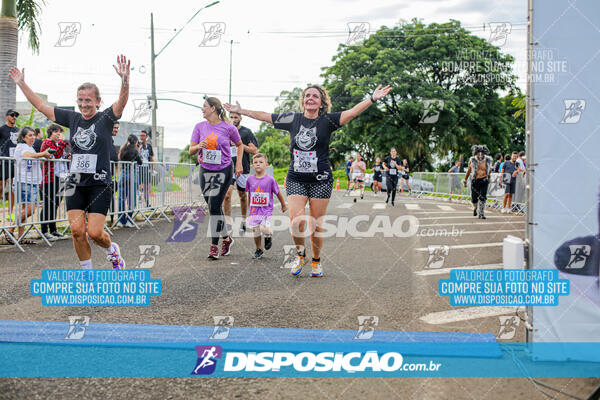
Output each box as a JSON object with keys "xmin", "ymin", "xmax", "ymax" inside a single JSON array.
[
  {"xmin": 150, "ymin": 12, "xmax": 159, "ymax": 161},
  {"xmin": 228, "ymin": 39, "xmax": 233, "ymax": 104},
  {"xmin": 149, "ymin": 1, "xmax": 220, "ymax": 161}
]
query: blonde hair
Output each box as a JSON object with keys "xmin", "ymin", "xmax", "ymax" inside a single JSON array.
[
  {"xmin": 206, "ymin": 97, "xmax": 230, "ymax": 123},
  {"xmin": 253, "ymin": 153, "xmax": 268, "ymax": 162},
  {"xmin": 300, "ymin": 85, "xmax": 332, "ymax": 115},
  {"xmin": 77, "ymin": 82, "xmax": 101, "ymax": 109}
]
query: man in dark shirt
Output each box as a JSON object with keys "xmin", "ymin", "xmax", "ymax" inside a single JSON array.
[
  {"xmin": 0, "ymin": 109, "xmax": 19, "ymax": 224},
  {"xmin": 138, "ymin": 129, "xmax": 154, "ymax": 208},
  {"xmin": 224, "ymin": 112, "xmax": 258, "ymax": 235},
  {"xmin": 32, "ymin": 128, "xmax": 44, "ymax": 152}
]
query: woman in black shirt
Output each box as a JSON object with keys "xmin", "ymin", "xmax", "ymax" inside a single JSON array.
[{"xmin": 225, "ymin": 83, "xmax": 391, "ymax": 278}]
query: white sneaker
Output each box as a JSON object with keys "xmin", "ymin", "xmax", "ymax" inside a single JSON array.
[
  {"xmin": 125, "ymin": 221, "xmax": 136, "ymax": 228},
  {"xmin": 43, "ymin": 232, "xmax": 57, "ymax": 241},
  {"xmin": 501, "ymin": 208, "xmax": 506, "ymax": 213},
  {"xmin": 116, "ymin": 221, "xmax": 125, "ymax": 227}
]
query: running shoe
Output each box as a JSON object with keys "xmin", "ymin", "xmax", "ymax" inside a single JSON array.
[
  {"xmin": 353, "ymin": 198, "xmax": 357, "ymax": 203},
  {"xmin": 473, "ymin": 208, "xmax": 478, "ymax": 216},
  {"xmin": 291, "ymin": 253, "xmax": 308, "ymax": 276},
  {"xmin": 253, "ymin": 248, "xmax": 264, "ymax": 259},
  {"xmin": 239, "ymin": 222, "xmax": 247, "ymax": 236},
  {"xmin": 125, "ymin": 221, "xmax": 136, "ymax": 228},
  {"xmin": 311, "ymin": 260, "xmax": 323, "ymax": 277},
  {"xmin": 360, "ymin": 193, "xmax": 364, "ymax": 199},
  {"xmin": 208, "ymin": 245, "xmax": 219, "ymax": 260},
  {"xmin": 43, "ymin": 232, "xmax": 57, "ymax": 241},
  {"xmin": 116, "ymin": 221, "xmax": 125, "ymax": 228},
  {"xmin": 51, "ymin": 231, "xmax": 65, "ymax": 239},
  {"xmin": 107, "ymin": 243, "xmax": 126, "ymax": 270},
  {"xmin": 220, "ymin": 237, "xmax": 234, "ymax": 256},
  {"xmin": 264, "ymin": 235, "xmax": 272, "ymax": 250}
]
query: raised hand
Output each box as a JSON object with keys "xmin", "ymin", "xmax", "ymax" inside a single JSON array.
[
  {"xmin": 223, "ymin": 101, "xmax": 242, "ymax": 113},
  {"xmin": 113, "ymin": 54, "xmax": 131, "ymax": 86},
  {"xmin": 8, "ymin": 67, "xmax": 25, "ymax": 85},
  {"xmin": 372, "ymin": 84, "xmax": 392, "ymax": 101}
]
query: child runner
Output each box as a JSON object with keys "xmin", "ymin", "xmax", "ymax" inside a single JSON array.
[{"xmin": 246, "ymin": 153, "xmax": 287, "ymax": 259}]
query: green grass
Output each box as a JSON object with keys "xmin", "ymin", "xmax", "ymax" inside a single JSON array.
[
  {"xmin": 170, "ymin": 165, "xmax": 192, "ymax": 179},
  {"xmin": 151, "ymin": 182, "xmax": 181, "ymax": 193}
]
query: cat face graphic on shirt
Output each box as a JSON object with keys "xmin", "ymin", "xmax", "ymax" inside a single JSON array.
[
  {"xmin": 295, "ymin": 125, "xmax": 317, "ymax": 150},
  {"xmin": 72, "ymin": 124, "xmax": 97, "ymax": 151}
]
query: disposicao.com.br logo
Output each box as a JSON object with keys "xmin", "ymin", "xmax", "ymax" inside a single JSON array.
[{"xmin": 191, "ymin": 349, "xmax": 442, "ymax": 375}]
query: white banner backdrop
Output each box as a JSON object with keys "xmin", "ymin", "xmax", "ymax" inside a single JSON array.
[{"xmin": 532, "ymin": 0, "xmax": 600, "ymax": 358}]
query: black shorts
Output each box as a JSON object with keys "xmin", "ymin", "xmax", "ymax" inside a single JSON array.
[
  {"xmin": 1, "ymin": 158, "xmax": 14, "ymax": 180},
  {"xmin": 373, "ymin": 174, "xmax": 382, "ymax": 182},
  {"xmin": 505, "ymin": 179, "xmax": 516, "ymax": 194},
  {"xmin": 286, "ymin": 179, "xmax": 333, "ymax": 199},
  {"xmin": 66, "ymin": 184, "xmax": 113, "ymax": 215}
]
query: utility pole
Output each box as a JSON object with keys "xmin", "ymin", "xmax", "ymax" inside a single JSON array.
[
  {"xmin": 228, "ymin": 40, "xmax": 239, "ymax": 104},
  {"xmin": 149, "ymin": 1, "xmax": 220, "ymax": 161},
  {"xmin": 150, "ymin": 13, "xmax": 158, "ymax": 161},
  {"xmin": 228, "ymin": 39, "xmax": 233, "ymax": 104}
]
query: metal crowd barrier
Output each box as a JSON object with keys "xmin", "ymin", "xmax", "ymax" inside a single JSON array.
[
  {"xmin": 0, "ymin": 157, "xmax": 198, "ymax": 252},
  {"xmin": 411, "ymin": 172, "xmax": 526, "ymax": 213}
]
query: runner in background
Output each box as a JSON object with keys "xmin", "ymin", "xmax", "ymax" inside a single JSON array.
[
  {"xmin": 383, "ymin": 147, "xmax": 401, "ymax": 206},
  {"xmin": 463, "ymin": 145, "xmax": 493, "ymax": 219},
  {"xmin": 223, "ymin": 111, "xmax": 258, "ymax": 236},
  {"xmin": 189, "ymin": 97, "xmax": 243, "ymax": 259},
  {"xmin": 344, "ymin": 156, "xmax": 354, "ymax": 196},
  {"xmin": 246, "ymin": 153, "xmax": 287, "ymax": 259},
  {"xmin": 225, "ymin": 83, "xmax": 391, "ymax": 277},
  {"xmin": 399, "ymin": 159, "xmax": 411, "ymax": 193},
  {"xmin": 372, "ymin": 157, "xmax": 383, "ymax": 196},
  {"xmin": 350, "ymin": 153, "xmax": 366, "ymax": 202},
  {"xmin": 9, "ymin": 55, "xmax": 130, "ymax": 269},
  {"xmin": 138, "ymin": 130, "xmax": 154, "ymax": 208}
]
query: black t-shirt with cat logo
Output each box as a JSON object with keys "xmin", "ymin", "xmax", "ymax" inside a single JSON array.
[
  {"xmin": 272, "ymin": 112, "xmax": 342, "ymax": 184},
  {"xmin": 54, "ymin": 106, "xmax": 119, "ymax": 186}
]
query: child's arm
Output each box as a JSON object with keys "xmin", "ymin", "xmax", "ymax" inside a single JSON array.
[{"xmin": 277, "ymin": 191, "xmax": 287, "ymax": 212}]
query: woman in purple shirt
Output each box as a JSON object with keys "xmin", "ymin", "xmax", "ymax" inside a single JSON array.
[{"xmin": 189, "ymin": 97, "xmax": 243, "ymax": 259}]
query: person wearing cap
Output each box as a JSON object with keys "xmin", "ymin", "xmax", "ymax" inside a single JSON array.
[{"xmin": 0, "ymin": 109, "xmax": 20, "ymax": 227}]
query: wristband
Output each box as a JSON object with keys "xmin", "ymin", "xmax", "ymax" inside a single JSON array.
[{"xmin": 370, "ymin": 95, "xmax": 376, "ymax": 103}]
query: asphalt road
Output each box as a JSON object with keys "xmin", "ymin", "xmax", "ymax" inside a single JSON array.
[{"xmin": 0, "ymin": 190, "xmax": 598, "ymax": 399}]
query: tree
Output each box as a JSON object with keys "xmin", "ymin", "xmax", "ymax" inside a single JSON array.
[
  {"xmin": 1, "ymin": 0, "xmax": 44, "ymax": 113},
  {"xmin": 322, "ymin": 19, "xmax": 518, "ymax": 171},
  {"xmin": 179, "ymin": 144, "xmax": 196, "ymax": 164},
  {"xmin": 254, "ymin": 87, "xmax": 303, "ymax": 146},
  {"xmin": 259, "ymin": 135, "xmax": 290, "ymax": 168}
]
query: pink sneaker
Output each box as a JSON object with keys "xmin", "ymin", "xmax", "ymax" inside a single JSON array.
[
  {"xmin": 208, "ymin": 245, "xmax": 219, "ymax": 260},
  {"xmin": 220, "ymin": 237, "xmax": 234, "ymax": 256},
  {"xmin": 107, "ymin": 243, "xmax": 126, "ymax": 270}
]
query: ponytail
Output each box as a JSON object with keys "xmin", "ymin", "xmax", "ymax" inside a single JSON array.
[{"xmin": 206, "ymin": 97, "xmax": 230, "ymax": 123}]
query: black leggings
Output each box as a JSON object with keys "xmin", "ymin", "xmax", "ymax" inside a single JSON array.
[
  {"xmin": 199, "ymin": 165, "xmax": 233, "ymax": 245},
  {"xmin": 386, "ymin": 175, "xmax": 398, "ymax": 202},
  {"xmin": 471, "ymin": 178, "xmax": 489, "ymax": 204}
]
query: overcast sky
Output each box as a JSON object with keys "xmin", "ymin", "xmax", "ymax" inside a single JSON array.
[{"xmin": 14, "ymin": 0, "xmax": 526, "ymax": 150}]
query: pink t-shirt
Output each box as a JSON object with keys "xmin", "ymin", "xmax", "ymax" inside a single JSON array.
[
  {"xmin": 191, "ymin": 121, "xmax": 241, "ymax": 171},
  {"xmin": 246, "ymin": 175, "xmax": 279, "ymax": 218}
]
